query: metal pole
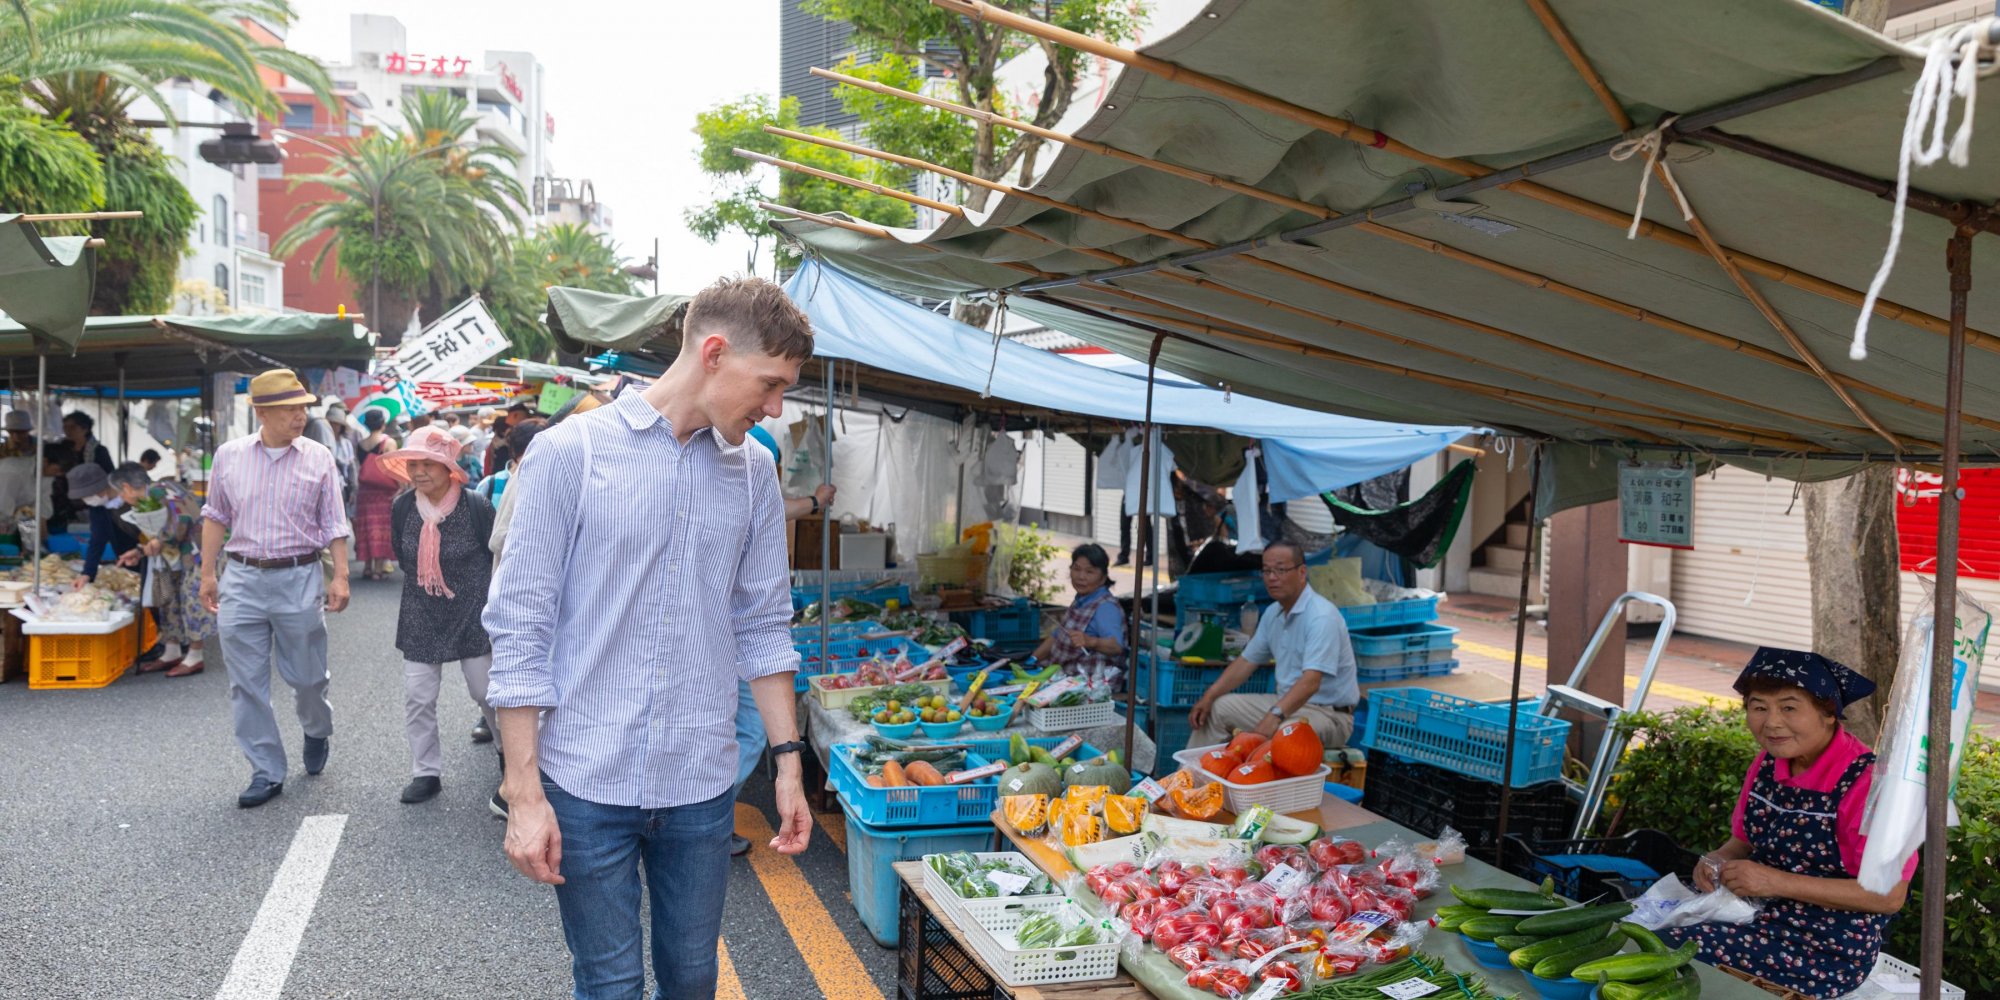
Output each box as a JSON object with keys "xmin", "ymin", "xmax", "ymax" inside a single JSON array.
[
  {"xmin": 31, "ymin": 354, "xmax": 44, "ymax": 596},
  {"xmin": 652, "ymin": 237, "xmax": 660, "ymax": 296},
  {"xmin": 1922, "ymin": 227, "xmax": 1973, "ymax": 1000},
  {"xmin": 1496, "ymin": 444, "xmax": 1543, "ymax": 861},
  {"xmin": 1123, "ymin": 334, "xmax": 1165, "ymax": 770},
  {"xmin": 819, "ymin": 358, "xmax": 834, "ymax": 670},
  {"xmin": 116, "ymin": 354, "xmax": 127, "ymax": 463}
]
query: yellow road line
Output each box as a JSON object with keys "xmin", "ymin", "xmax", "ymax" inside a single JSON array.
[
  {"xmin": 1455, "ymin": 639, "xmax": 1726, "ymax": 706},
  {"xmin": 735, "ymin": 803, "xmax": 884, "ymax": 1000},
  {"xmin": 816, "ymin": 808, "xmax": 847, "ymax": 853},
  {"xmin": 716, "ymin": 939, "xmax": 746, "ymax": 1000}
]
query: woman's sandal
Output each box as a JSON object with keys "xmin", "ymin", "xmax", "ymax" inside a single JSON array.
[
  {"xmin": 165, "ymin": 659, "xmax": 204, "ymax": 678},
  {"xmin": 138, "ymin": 658, "xmax": 180, "ymax": 674}
]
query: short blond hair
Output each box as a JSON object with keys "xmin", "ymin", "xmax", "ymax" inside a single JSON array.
[{"xmin": 683, "ymin": 275, "xmax": 813, "ymax": 361}]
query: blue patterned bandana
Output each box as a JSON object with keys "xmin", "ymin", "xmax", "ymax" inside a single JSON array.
[{"xmin": 1732, "ymin": 646, "xmax": 1877, "ymax": 718}]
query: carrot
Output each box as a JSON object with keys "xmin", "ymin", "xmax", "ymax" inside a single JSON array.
[
  {"xmin": 866, "ymin": 774, "xmax": 886, "ymax": 788},
  {"xmin": 882, "ymin": 760, "xmax": 908, "ymax": 787},
  {"xmin": 904, "ymin": 761, "xmax": 944, "ymax": 786}
]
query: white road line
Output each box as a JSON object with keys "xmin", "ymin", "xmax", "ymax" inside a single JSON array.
[{"xmin": 214, "ymin": 813, "xmax": 348, "ymax": 1000}]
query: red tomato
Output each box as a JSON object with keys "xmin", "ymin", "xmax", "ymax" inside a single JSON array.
[
  {"xmin": 1164, "ymin": 942, "xmax": 1212, "ymax": 971},
  {"xmin": 1097, "ymin": 880, "xmax": 1136, "ymax": 906},
  {"xmin": 1108, "ymin": 862, "xmax": 1139, "ymax": 879},
  {"xmin": 1208, "ymin": 898, "xmax": 1240, "ymax": 925},
  {"xmin": 1262, "ymin": 961, "xmax": 1304, "ymax": 991},
  {"xmin": 1153, "ymin": 914, "xmax": 1222, "ymax": 950},
  {"xmin": 1120, "ymin": 899, "xmax": 1172, "ymax": 939},
  {"xmin": 1309, "ymin": 887, "xmax": 1351, "ymax": 924},
  {"xmin": 1210, "ymin": 865, "xmax": 1250, "ymax": 888},
  {"xmin": 1219, "ymin": 907, "xmax": 1273, "ymax": 938}
]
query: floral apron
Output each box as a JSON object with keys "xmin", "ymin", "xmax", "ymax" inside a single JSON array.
[
  {"xmin": 1049, "ymin": 589, "xmax": 1117, "ymax": 679},
  {"xmin": 1660, "ymin": 752, "xmax": 1890, "ymax": 998}
]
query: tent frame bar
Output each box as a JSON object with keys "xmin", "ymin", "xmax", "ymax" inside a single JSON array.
[
  {"xmin": 1018, "ymin": 55, "xmax": 1900, "ymax": 293},
  {"xmin": 1689, "ymin": 127, "xmax": 2000, "ymax": 237}
]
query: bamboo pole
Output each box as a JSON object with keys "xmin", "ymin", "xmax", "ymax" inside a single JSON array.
[
  {"xmin": 14, "ymin": 211, "xmax": 143, "ymax": 222},
  {"xmin": 1523, "ymin": 0, "xmax": 1905, "ymax": 453},
  {"xmin": 766, "ymin": 124, "xmax": 1930, "ymax": 444},
  {"xmin": 734, "ymin": 148, "xmax": 963, "ymax": 217},
  {"xmin": 756, "ymin": 201, "xmax": 1060, "ymax": 282},
  {"xmin": 927, "ymin": 0, "xmax": 1981, "ymax": 345}
]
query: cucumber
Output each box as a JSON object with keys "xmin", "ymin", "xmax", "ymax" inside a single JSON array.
[
  {"xmin": 1599, "ymin": 982, "xmax": 1651, "ymax": 1000},
  {"xmin": 1449, "ymin": 882, "xmax": 1564, "ymax": 910},
  {"xmin": 1515, "ymin": 901, "xmax": 1635, "ymax": 935},
  {"xmin": 1619, "ymin": 922, "xmax": 1671, "ymax": 955},
  {"xmin": 1508, "ymin": 923, "xmax": 1617, "ymax": 969},
  {"xmin": 1533, "ymin": 936, "xmax": 1629, "ymax": 979},
  {"xmin": 1433, "ymin": 904, "xmax": 1486, "ymax": 918},
  {"xmin": 1434, "ymin": 911, "xmax": 1475, "ymax": 932},
  {"xmin": 1633, "ymin": 969, "xmax": 1701, "ymax": 1000},
  {"xmin": 1492, "ymin": 934, "xmax": 1542, "ymax": 951},
  {"xmin": 1572, "ymin": 941, "xmax": 1698, "ymax": 983},
  {"xmin": 1457, "ymin": 915, "xmax": 1523, "ymax": 941}
]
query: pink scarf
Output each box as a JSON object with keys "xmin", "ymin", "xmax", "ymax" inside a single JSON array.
[{"xmin": 414, "ymin": 487, "xmax": 461, "ymax": 598}]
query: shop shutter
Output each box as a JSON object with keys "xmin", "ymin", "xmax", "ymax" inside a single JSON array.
[
  {"xmin": 1669, "ymin": 466, "xmax": 1814, "ymax": 648},
  {"xmin": 1042, "ymin": 434, "xmax": 1088, "ymax": 517}
]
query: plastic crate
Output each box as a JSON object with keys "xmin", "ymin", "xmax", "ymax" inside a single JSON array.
[
  {"xmin": 1499, "ymin": 829, "xmax": 1701, "ymax": 903},
  {"xmin": 1172, "ymin": 744, "xmax": 1330, "ymax": 814},
  {"xmin": 1176, "ymin": 572, "xmax": 1266, "ymax": 609},
  {"xmin": 961, "ymin": 737, "xmax": 1104, "ymax": 766},
  {"xmin": 1348, "ymin": 622, "xmax": 1459, "ymax": 658},
  {"xmin": 1337, "ymin": 596, "xmax": 1440, "ymax": 629},
  {"xmin": 843, "ymin": 800, "xmax": 994, "ymax": 947},
  {"xmin": 1357, "ymin": 688, "xmax": 1570, "ymax": 787},
  {"xmin": 1026, "ymin": 699, "xmax": 1117, "ymax": 733},
  {"xmin": 1362, "ymin": 754, "xmax": 1575, "ymax": 862},
  {"xmin": 790, "ymin": 620, "xmax": 884, "ymax": 645},
  {"xmin": 807, "ymin": 674, "xmax": 951, "ymax": 711},
  {"xmin": 1355, "ymin": 659, "xmax": 1460, "ymax": 685},
  {"xmin": 1356, "ymin": 644, "xmax": 1458, "ymax": 673},
  {"xmin": 949, "ymin": 600, "xmax": 1041, "ymax": 649},
  {"xmin": 920, "ymin": 852, "xmax": 1067, "ymax": 931},
  {"xmin": 1324, "ymin": 782, "xmax": 1364, "ymax": 803},
  {"xmin": 831, "ymin": 743, "xmax": 1001, "ymax": 827},
  {"xmin": 793, "ymin": 580, "xmax": 912, "ymax": 612},
  {"xmin": 21, "ymin": 609, "xmax": 153, "ymax": 690},
  {"xmin": 898, "ymin": 880, "xmax": 1005, "ymax": 1000},
  {"xmin": 797, "ymin": 635, "xmax": 917, "ymax": 669},
  {"xmin": 1852, "ymin": 954, "xmax": 1966, "ymax": 1000},
  {"xmin": 958, "ymin": 898, "xmax": 1121, "ymax": 987},
  {"xmin": 1147, "ymin": 707, "xmax": 1193, "ymax": 772},
  {"xmin": 1154, "ymin": 656, "xmax": 1276, "ymax": 708}
]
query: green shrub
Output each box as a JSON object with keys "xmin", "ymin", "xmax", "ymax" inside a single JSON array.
[{"xmin": 1884, "ymin": 731, "xmax": 2000, "ymax": 996}]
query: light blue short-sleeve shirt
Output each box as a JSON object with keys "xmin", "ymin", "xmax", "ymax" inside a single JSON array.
[{"xmin": 1240, "ymin": 586, "xmax": 1358, "ymax": 708}]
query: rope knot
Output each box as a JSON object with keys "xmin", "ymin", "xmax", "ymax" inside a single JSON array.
[{"xmin": 1608, "ymin": 115, "xmax": 1689, "ymax": 240}]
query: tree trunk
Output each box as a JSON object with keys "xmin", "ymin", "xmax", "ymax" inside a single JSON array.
[
  {"xmin": 1843, "ymin": 0, "xmax": 1891, "ymax": 32},
  {"xmin": 1802, "ymin": 467, "xmax": 1901, "ymax": 745}
]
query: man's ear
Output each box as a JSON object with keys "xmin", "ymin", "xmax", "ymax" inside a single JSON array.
[{"xmin": 699, "ymin": 331, "xmax": 731, "ymax": 371}]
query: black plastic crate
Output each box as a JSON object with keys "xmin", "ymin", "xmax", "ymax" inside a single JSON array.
[
  {"xmin": 897, "ymin": 882, "xmax": 1004, "ymax": 1000},
  {"xmin": 1361, "ymin": 754, "xmax": 1575, "ymax": 862},
  {"xmin": 1500, "ymin": 829, "xmax": 1702, "ymax": 902}
]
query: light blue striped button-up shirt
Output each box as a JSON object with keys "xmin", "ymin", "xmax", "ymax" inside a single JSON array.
[{"xmin": 484, "ymin": 391, "xmax": 799, "ymax": 808}]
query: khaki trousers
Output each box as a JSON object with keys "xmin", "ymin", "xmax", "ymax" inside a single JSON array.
[{"xmin": 1191, "ymin": 693, "xmax": 1355, "ymax": 751}]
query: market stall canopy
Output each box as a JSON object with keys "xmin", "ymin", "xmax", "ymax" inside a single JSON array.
[
  {"xmin": 0, "ymin": 216, "xmax": 95, "ymax": 352},
  {"xmin": 545, "ymin": 286, "xmax": 693, "ymax": 355},
  {"xmin": 771, "ymin": 0, "xmax": 2000, "ymax": 465},
  {"xmin": 0, "ymin": 312, "xmax": 372, "ymax": 390},
  {"xmin": 786, "ymin": 259, "xmax": 1472, "ymax": 495}
]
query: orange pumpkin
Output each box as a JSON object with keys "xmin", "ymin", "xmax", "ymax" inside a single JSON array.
[
  {"xmin": 1230, "ymin": 758, "xmax": 1278, "ymax": 784},
  {"xmin": 1224, "ymin": 732, "xmax": 1267, "ymax": 759},
  {"xmin": 1199, "ymin": 748, "xmax": 1243, "ymax": 779},
  {"xmin": 1268, "ymin": 721, "xmax": 1325, "ymax": 777},
  {"xmin": 1158, "ymin": 769, "xmax": 1197, "ymax": 794}
]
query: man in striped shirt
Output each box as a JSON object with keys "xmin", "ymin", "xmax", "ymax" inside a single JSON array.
[
  {"xmin": 486, "ymin": 277, "xmax": 811, "ymax": 1000},
  {"xmin": 200, "ymin": 369, "xmax": 353, "ymax": 809}
]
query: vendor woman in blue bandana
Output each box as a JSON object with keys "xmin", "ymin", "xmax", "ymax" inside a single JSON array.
[{"xmin": 1660, "ymin": 647, "xmax": 1916, "ymax": 998}]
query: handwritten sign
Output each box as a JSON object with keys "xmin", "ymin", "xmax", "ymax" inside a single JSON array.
[
  {"xmin": 1619, "ymin": 462, "xmax": 1694, "ymax": 549},
  {"xmin": 392, "ymin": 297, "xmax": 508, "ymax": 385}
]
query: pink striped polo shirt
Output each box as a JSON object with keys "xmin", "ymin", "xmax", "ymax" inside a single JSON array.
[{"xmin": 200, "ymin": 434, "xmax": 352, "ymax": 560}]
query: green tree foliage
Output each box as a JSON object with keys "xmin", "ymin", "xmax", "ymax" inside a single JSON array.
[
  {"xmin": 93, "ymin": 131, "xmax": 196, "ymax": 314},
  {"xmin": 0, "ymin": 105, "xmax": 105, "ymax": 221},
  {"xmin": 484, "ymin": 223, "xmax": 636, "ymax": 358},
  {"xmin": 684, "ymin": 94, "xmax": 913, "ymax": 271}
]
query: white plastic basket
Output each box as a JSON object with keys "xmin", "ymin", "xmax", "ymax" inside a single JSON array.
[
  {"xmin": 1172, "ymin": 743, "xmax": 1331, "ymax": 815},
  {"xmin": 957, "ymin": 899, "xmax": 1120, "ymax": 987},
  {"xmin": 10, "ymin": 607, "xmax": 134, "ymax": 635},
  {"xmin": 1842, "ymin": 953, "xmax": 1964, "ymax": 1000},
  {"xmin": 920, "ymin": 852, "xmax": 1067, "ymax": 931},
  {"xmin": 806, "ymin": 674, "xmax": 949, "ymax": 710},
  {"xmin": 1027, "ymin": 699, "xmax": 1117, "ymax": 732}
]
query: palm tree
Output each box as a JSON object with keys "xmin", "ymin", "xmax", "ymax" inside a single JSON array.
[{"xmin": 485, "ymin": 223, "xmax": 637, "ymax": 358}]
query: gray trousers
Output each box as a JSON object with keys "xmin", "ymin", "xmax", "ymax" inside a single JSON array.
[
  {"xmin": 402, "ymin": 654, "xmax": 496, "ymax": 777},
  {"xmin": 218, "ymin": 562, "xmax": 333, "ymax": 783},
  {"xmin": 1190, "ymin": 693, "xmax": 1356, "ymax": 751}
]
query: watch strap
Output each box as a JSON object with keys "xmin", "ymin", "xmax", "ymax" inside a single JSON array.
[{"xmin": 769, "ymin": 740, "xmax": 809, "ymax": 757}]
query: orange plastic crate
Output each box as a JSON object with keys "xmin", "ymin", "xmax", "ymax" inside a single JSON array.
[{"xmin": 27, "ymin": 612, "xmax": 155, "ymax": 690}]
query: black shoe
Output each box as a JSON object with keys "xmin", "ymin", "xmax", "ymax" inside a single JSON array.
[
  {"xmin": 488, "ymin": 790, "xmax": 509, "ymax": 819},
  {"xmin": 730, "ymin": 835, "xmax": 752, "ymax": 857},
  {"xmin": 303, "ymin": 736, "xmax": 329, "ymax": 775},
  {"xmin": 136, "ymin": 643, "xmax": 165, "ymax": 664},
  {"xmin": 470, "ymin": 719, "xmax": 493, "ymax": 744},
  {"xmin": 238, "ymin": 777, "xmax": 283, "ymax": 808},
  {"xmin": 400, "ymin": 776, "xmax": 441, "ymax": 804},
  {"xmin": 1114, "ymin": 553, "xmax": 1131, "ymax": 566}
]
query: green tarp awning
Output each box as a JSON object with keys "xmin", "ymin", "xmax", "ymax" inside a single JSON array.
[
  {"xmin": 546, "ymin": 287, "xmax": 693, "ymax": 355},
  {"xmin": 0, "ymin": 312, "xmax": 372, "ymax": 390},
  {"xmin": 0, "ymin": 215, "xmax": 95, "ymax": 352}
]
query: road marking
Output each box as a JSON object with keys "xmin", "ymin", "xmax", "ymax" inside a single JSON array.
[
  {"xmin": 214, "ymin": 813, "xmax": 347, "ymax": 1000},
  {"xmin": 815, "ymin": 807, "xmax": 847, "ymax": 853},
  {"xmin": 1455, "ymin": 640, "xmax": 1726, "ymax": 706},
  {"xmin": 716, "ymin": 939, "xmax": 747, "ymax": 1000},
  {"xmin": 735, "ymin": 803, "xmax": 883, "ymax": 1000}
]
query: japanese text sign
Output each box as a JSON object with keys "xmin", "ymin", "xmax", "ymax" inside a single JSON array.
[
  {"xmin": 1619, "ymin": 462, "xmax": 1694, "ymax": 549},
  {"xmin": 382, "ymin": 52, "xmax": 474, "ymax": 78},
  {"xmin": 391, "ymin": 297, "xmax": 508, "ymax": 385}
]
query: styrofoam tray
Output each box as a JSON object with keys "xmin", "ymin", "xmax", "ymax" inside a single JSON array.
[
  {"xmin": 11, "ymin": 608, "xmax": 135, "ymax": 635},
  {"xmin": 1172, "ymin": 743, "xmax": 1332, "ymax": 814},
  {"xmin": 1027, "ymin": 699, "xmax": 1117, "ymax": 732},
  {"xmin": 956, "ymin": 898, "xmax": 1120, "ymax": 987},
  {"xmin": 920, "ymin": 852, "xmax": 1067, "ymax": 930}
]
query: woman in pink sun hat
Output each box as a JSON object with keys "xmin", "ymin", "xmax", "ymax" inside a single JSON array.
[{"xmin": 380, "ymin": 425, "xmax": 499, "ymax": 806}]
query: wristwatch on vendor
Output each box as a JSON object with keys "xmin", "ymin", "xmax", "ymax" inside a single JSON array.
[
  {"xmin": 1267, "ymin": 705, "xmax": 1287, "ymax": 721},
  {"xmin": 769, "ymin": 740, "xmax": 808, "ymax": 758}
]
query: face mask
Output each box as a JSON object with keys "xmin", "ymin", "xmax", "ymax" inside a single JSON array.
[{"xmin": 82, "ymin": 495, "xmax": 106, "ymax": 507}]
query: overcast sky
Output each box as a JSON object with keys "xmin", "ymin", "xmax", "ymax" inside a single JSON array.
[{"xmin": 284, "ymin": 1, "xmax": 775, "ymax": 291}]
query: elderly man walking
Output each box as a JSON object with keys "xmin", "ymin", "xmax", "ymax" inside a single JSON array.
[{"xmin": 200, "ymin": 369, "xmax": 353, "ymax": 808}]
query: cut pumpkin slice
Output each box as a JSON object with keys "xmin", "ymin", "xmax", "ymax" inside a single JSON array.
[
  {"xmin": 1170, "ymin": 781, "xmax": 1226, "ymax": 821},
  {"xmin": 1064, "ymin": 783, "xmax": 1109, "ymax": 813},
  {"xmin": 1061, "ymin": 810, "xmax": 1107, "ymax": 846},
  {"xmin": 1002, "ymin": 794, "xmax": 1049, "ymax": 834},
  {"xmin": 1103, "ymin": 794, "xmax": 1147, "ymax": 835}
]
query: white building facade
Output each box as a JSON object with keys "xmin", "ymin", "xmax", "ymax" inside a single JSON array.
[{"xmin": 139, "ymin": 83, "xmax": 285, "ymax": 315}]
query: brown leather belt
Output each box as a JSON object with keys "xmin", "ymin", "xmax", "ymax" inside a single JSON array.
[{"xmin": 226, "ymin": 551, "xmax": 321, "ymax": 569}]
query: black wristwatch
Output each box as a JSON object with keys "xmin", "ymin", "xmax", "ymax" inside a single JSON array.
[
  {"xmin": 807, "ymin": 494, "xmax": 822, "ymax": 515},
  {"xmin": 769, "ymin": 740, "xmax": 808, "ymax": 758}
]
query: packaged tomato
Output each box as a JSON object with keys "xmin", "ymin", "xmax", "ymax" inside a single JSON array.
[
  {"xmin": 1305, "ymin": 883, "xmax": 1352, "ymax": 925},
  {"xmin": 1306, "ymin": 835, "xmax": 1368, "ymax": 871},
  {"xmin": 1164, "ymin": 942, "xmax": 1213, "ymax": 971},
  {"xmin": 1219, "ymin": 925, "xmax": 1288, "ymax": 961},
  {"xmin": 1119, "ymin": 898, "xmax": 1174, "ymax": 941},
  {"xmin": 1152, "ymin": 909, "xmax": 1223, "ymax": 950},
  {"xmin": 1260, "ymin": 959, "xmax": 1305, "ymax": 992},
  {"xmin": 1254, "ymin": 843, "xmax": 1308, "ymax": 872},
  {"xmin": 1217, "ymin": 901, "xmax": 1275, "ymax": 939},
  {"xmin": 1153, "ymin": 859, "xmax": 1200, "ymax": 896},
  {"xmin": 1184, "ymin": 962, "xmax": 1254, "ymax": 998},
  {"xmin": 1173, "ymin": 874, "xmax": 1237, "ymax": 910}
]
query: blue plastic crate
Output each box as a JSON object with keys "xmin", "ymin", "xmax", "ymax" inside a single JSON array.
[
  {"xmin": 793, "ymin": 581, "xmax": 913, "ymax": 612},
  {"xmin": 1356, "ymin": 688, "xmax": 1570, "ymax": 787},
  {"xmin": 1324, "ymin": 781, "xmax": 1364, "ymax": 804},
  {"xmin": 961, "ymin": 736, "xmax": 1104, "ymax": 765},
  {"xmin": 790, "ymin": 620, "xmax": 884, "ymax": 645},
  {"xmin": 1348, "ymin": 622, "xmax": 1459, "ymax": 658},
  {"xmin": 948, "ymin": 599, "xmax": 1041, "ymax": 648},
  {"xmin": 797, "ymin": 635, "xmax": 916, "ymax": 666},
  {"xmin": 1153, "ymin": 656, "xmax": 1276, "ymax": 708},
  {"xmin": 830, "ymin": 743, "xmax": 1001, "ymax": 827},
  {"xmin": 1149, "ymin": 706, "xmax": 1193, "ymax": 772},
  {"xmin": 1357, "ymin": 644, "xmax": 1459, "ymax": 673},
  {"xmin": 1338, "ymin": 596, "xmax": 1441, "ymax": 630},
  {"xmin": 1355, "ymin": 659, "xmax": 1460, "ymax": 685},
  {"xmin": 1176, "ymin": 572, "xmax": 1266, "ymax": 609},
  {"xmin": 842, "ymin": 800, "xmax": 994, "ymax": 947}
]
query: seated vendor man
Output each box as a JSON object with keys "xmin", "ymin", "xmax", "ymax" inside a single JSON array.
[{"xmin": 1187, "ymin": 540, "xmax": 1357, "ymax": 748}]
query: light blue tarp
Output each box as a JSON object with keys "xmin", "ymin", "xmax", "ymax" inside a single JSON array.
[{"xmin": 784, "ymin": 260, "xmax": 1472, "ymax": 499}]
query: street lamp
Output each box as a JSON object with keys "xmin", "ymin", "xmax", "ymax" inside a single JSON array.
[{"xmin": 274, "ymin": 129, "xmax": 460, "ymax": 341}]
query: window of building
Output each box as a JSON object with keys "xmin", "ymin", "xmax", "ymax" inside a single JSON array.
[
  {"xmin": 281, "ymin": 103, "xmax": 316, "ymax": 130},
  {"xmin": 258, "ymin": 161, "xmax": 283, "ymax": 179},
  {"xmin": 240, "ymin": 272, "xmax": 266, "ymax": 308},
  {"xmin": 212, "ymin": 195, "xmax": 228, "ymax": 246},
  {"xmin": 215, "ymin": 263, "xmax": 230, "ymax": 306}
]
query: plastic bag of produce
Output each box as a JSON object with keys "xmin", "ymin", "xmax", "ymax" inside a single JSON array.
[
  {"xmin": 1858, "ymin": 578, "xmax": 1991, "ymax": 893},
  {"xmin": 1627, "ymin": 873, "xmax": 1758, "ymax": 929}
]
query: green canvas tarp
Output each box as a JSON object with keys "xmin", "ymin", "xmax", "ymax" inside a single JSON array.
[
  {"xmin": 774, "ymin": 0, "xmax": 2000, "ymax": 468},
  {"xmin": 545, "ymin": 287, "xmax": 693, "ymax": 356},
  {"xmin": 0, "ymin": 312, "xmax": 371, "ymax": 390},
  {"xmin": 0, "ymin": 215, "xmax": 95, "ymax": 352}
]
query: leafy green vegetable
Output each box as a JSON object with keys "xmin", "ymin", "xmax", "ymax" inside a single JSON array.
[{"xmin": 1016, "ymin": 913, "xmax": 1063, "ymax": 950}]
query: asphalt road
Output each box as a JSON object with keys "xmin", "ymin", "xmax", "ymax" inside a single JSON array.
[{"xmin": 0, "ymin": 574, "xmax": 901, "ymax": 999}]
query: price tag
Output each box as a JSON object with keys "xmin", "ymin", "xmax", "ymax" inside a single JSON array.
[
  {"xmin": 1377, "ymin": 977, "xmax": 1444, "ymax": 1000},
  {"xmin": 1260, "ymin": 862, "xmax": 1311, "ymax": 898},
  {"xmin": 1047, "ymin": 733, "xmax": 1086, "ymax": 760},
  {"xmin": 1132, "ymin": 776, "xmax": 1169, "ymax": 804},
  {"xmin": 985, "ymin": 870, "xmax": 1033, "ymax": 896},
  {"xmin": 1244, "ymin": 978, "xmax": 1287, "ymax": 1000}
]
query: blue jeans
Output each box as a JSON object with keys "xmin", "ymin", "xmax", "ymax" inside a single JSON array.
[
  {"xmin": 731, "ymin": 681, "xmax": 763, "ymax": 794},
  {"xmin": 543, "ymin": 775, "xmax": 734, "ymax": 1000}
]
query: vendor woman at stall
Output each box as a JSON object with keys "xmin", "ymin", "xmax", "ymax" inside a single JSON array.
[
  {"xmin": 1187, "ymin": 540, "xmax": 1357, "ymax": 747},
  {"xmin": 1028, "ymin": 543, "xmax": 1126, "ymax": 677},
  {"xmin": 1661, "ymin": 648, "xmax": 1914, "ymax": 998}
]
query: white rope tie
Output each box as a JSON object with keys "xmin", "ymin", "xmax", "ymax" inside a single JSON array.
[
  {"xmin": 980, "ymin": 295, "xmax": 1009, "ymax": 398},
  {"xmin": 1852, "ymin": 20, "xmax": 1997, "ymax": 360},
  {"xmin": 1609, "ymin": 115, "xmax": 1691, "ymax": 239}
]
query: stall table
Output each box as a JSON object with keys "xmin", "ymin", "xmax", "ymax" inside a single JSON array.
[
  {"xmin": 803, "ymin": 694, "xmax": 1158, "ymax": 791},
  {"xmin": 891, "ymin": 794, "xmax": 1771, "ymax": 1000}
]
